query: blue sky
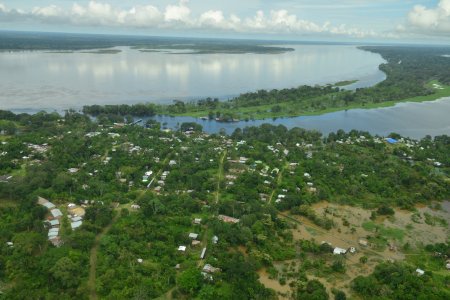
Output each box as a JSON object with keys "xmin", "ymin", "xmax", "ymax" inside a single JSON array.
[{"xmin": 1, "ymin": 1, "xmax": 449, "ymax": 42}]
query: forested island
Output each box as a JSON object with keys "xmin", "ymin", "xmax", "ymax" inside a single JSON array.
[
  {"xmin": 82, "ymin": 45, "xmax": 450, "ymax": 122},
  {"xmin": 0, "ymin": 109, "xmax": 449, "ymax": 299},
  {"xmin": 0, "ymin": 31, "xmax": 293, "ymax": 54}
]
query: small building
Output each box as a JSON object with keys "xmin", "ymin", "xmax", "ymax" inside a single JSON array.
[
  {"xmin": 333, "ymin": 247, "xmax": 347, "ymax": 255},
  {"xmin": 6, "ymin": 242, "xmax": 13, "ymax": 247},
  {"xmin": 137, "ymin": 258, "xmax": 143, "ymax": 264},
  {"xmin": 71, "ymin": 216, "xmax": 82, "ymax": 222},
  {"xmin": 445, "ymin": 260, "xmax": 450, "ymax": 270},
  {"xmin": 68, "ymin": 203, "xmax": 76, "ymax": 209},
  {"xmin": 218, "ymin": 215, "xmax": 240, "ymax": 224},
  {"xmin": 178, "ymin": 245, "xmax": 186, "ymax": 252},
  {"xmin": 131, "ymin": 204, "xmax": 141, "ymax": 210},
  {"xmin": 358, "ymin": 238, "xmax": 368, "ymax": 247},
  {"xmin": 212, "ymin": 236, "xmax": 219, "ymax": 244},
  {"xmin": 71, "ymin": 220, "xmax": 82, "ymax": 230},
  {"xmin": 416, "ymin": 268, "xmax": 425, "ymax": 276},
  {"xmin": 50, "ymin": 209, "xmax": 63, "ymax": 219},
  {"xmin": 348, "ymin": 247, "xmax": 356, "ymax": 254},
  {"xmin": 193, "ymin": 218, "xmax": 202, "ymax": 225},
  {"xmin": 48, "ymin": 219, "xmax": 60, "ymax": 227},
  {"xmin": 200, "ymin": 247, "xmax": 206, "ymax": 259},
  {"xmin": 189, "ymin": 233, "xmax": 199, "ymax": 239},
  {"xmin": 385, "ymin": 138, "xmax": 398, "ymax": 144},
  {"xmin": 202, "ymin": 264, "xmax": 220, "ymax": 274},
  {"xmin": 192, "ymin": 240, "xmax": 201, "ymax": 246},
  {"xmin": 42, "ymin": 202, "xmax": 56, "ymax": 210}
]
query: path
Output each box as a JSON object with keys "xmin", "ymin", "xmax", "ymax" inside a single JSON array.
[
  {"xmin": 268, "ymin": 162, "xmax": 288, "ymax": 204},
  {"xmin": 88, "ymin": 213, "xmax": 119, "ymax": 300},
  {"xmin": 215, "ymin": 150, "xmax": 227, "ymax": 204}
]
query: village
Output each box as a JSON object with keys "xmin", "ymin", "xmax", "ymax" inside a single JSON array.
[{"xmin": 0, "ymin": 113, "xmax": 449, "ymax": 299}]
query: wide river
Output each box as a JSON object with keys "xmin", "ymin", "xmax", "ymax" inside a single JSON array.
[
  {"xmin": 1, "ymin": 44, "xmax": 449, "ymax": 139},
  {"xmin": 1, "ymin": 45, "xmax": 384, "ymax": 110}
]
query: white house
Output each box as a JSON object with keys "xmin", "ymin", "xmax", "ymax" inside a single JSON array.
[{"xmin": 333, "ymin": 247, "xmax": 347, "ymax": 255}]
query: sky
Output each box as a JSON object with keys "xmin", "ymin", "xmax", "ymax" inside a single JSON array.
[{"xmin": 0, "ymin": 0, "xmax": 449, "ymax": 43}]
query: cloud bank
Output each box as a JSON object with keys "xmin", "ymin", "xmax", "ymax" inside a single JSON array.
[
  {"xmin": 407, "ymin": 0, "xmax": 450, "ymax": 35},
  {"xmin": 0, "ymin": 0, "xmax": 378, "ymax": 38}
]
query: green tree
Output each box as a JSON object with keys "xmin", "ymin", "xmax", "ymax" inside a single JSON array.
[
  {"xmin": 177, "ymin": 267, "xmax": 203, "ymax": 295},
  {"xmin": 50, "ymin": 257, "xmax": 81, "ymax": 288}
]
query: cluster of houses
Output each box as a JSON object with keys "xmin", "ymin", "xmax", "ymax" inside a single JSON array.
[
  {"xmin": 67, "ymin": 203, "xmax": 84, "ymax": 230},
  {"xmin": 37, "ymin": 197, "xmax": 86, "ymax": 247},
  {"xmin": 38, "ymin": 197, "xmax": 63, "ymax": 247}
]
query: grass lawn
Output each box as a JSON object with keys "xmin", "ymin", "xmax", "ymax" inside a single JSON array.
[{"xmin": 362, "ymin": 221, "xmax": 405, "ymax": 241}]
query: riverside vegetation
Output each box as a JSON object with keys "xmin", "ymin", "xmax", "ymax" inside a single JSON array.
[{"xmin": 0, "ymin": 109, "xmax": 449, "ymax": 299}]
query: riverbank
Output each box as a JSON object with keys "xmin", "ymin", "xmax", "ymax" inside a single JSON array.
[{"xmin": 162, "ymin": 80, "xmax": 450, "ymax": 121}]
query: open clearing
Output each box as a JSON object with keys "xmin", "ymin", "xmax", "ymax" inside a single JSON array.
[{"xmin": 259, "ymin": 201, "xmax": 450, "ymax": 299}]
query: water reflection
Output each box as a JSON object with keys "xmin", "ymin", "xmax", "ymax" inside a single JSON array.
[{"xmin": 0, "ymin": 45, "xmax": 386, "ymax": 110}]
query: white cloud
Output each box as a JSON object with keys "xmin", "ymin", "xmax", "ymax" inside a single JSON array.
[
  {"xmin": 407, "ymin": 0, "xmax": 450, "ymax": 34},
  {"xmin": 0, "ymin": 1, "xmax": 380, "ymax": 38},
  {"xmin": 164, "ymin": 0, "xmax": 191, "ymax": 23}
]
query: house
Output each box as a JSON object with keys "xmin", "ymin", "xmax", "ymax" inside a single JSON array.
[
  {"xmin": 68, "ymin": 203, "xmax": 76, "ymax": 209},
  {"xmin": 202, "ymin": 264, "xmax": 220, "ymax": 273},
  {"xmin": 48, "ymin": 228, "xmax": 59, "ymax": 238},
  {"xmin": 212, "ymin": 236, "xmax": 219, "ymax": 244},
  {"xmin": 131, "ymin": 204, "xmax": 141, "ymax": 210},
  {"xmin": 348, "ymin": 247, "xmax": 356, "ymax": 254},
  {"xmin": 71, "ymin": 216, "xmax": 82, "ymax": 222},
  {"xmin": 218, "ymin": 215, "xmax": 240, "ymax": 224},
  {"xmin": 188, "ymin": 233, "xmax": 199, "ymax": 239},
  {"xmin": 6, "ymin": 242, "xmax": 13, "ymax": 247},
  {"xmin": 358, "ymin": 238, "xmax": 368, "ymax": 247},
  {"xmin": 50, "ymin": 209, "xmax": 63, "ymax": 219},
  {"xmin": 0, "ymin": 175, "xmax": 12, "ymax": 183},
  {"xmin": 169, "ymin": 160, "xmax": 177, "ymax": 166},
  {"xmin": 385, "ymin": 138, "xmax": 398, "ymax": 144},
  {"xmin": 192, "ymin": 240, "xmax": 201, "ymax": 246},
  {"xmin": 68, "ymin": 168, "xmax": 79, "ymax": 173},
  {"xmin": 42, "ymin": 202, "xmax": 56, "ymax": 210},
  {"xmin": 193, "ymin": 218, "xmax": 202, "ymax": 225},
  {"xmin": 71, "ymin": 220, "xmax": 82, "ymax": 230},
  {"xmin": 416, "ymin": 268, "xmax": 425, "ymax": 276},
  {"xmin": 333, "ymin": 247, "xmax": 347, "ymax": 255},
  {"xmin": 48, "ymin": 219, "xmax": 60, "ymax": 227},
  {"xmin": 137, "ymin": 258, "xmax": 143, "ymax": 263},
  {"xmin": 178, "ymin": 246, "xmax": 186, "ymax": 252}
]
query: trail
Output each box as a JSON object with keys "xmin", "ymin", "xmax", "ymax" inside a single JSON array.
[
  {"xmin": 215, "ymin": 150, "xmax": 227, "ymax": 204},
  {"xmin": 269, "ymin": 162, "xmax": 288, "ymax": 204},
  {"xmin": 88, "ymin": 213, "xmax": 119, "ymax": 300}
]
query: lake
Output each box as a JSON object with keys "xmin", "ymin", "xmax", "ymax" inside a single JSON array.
[
  {"xmin": 146, "ymin": 97, "xmax": 450, "ymax": 139},
  {"xmin": 0, "ymin": 45, "xmax": 385, "ymax": 110}
]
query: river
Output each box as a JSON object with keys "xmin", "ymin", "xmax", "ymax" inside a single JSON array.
[
  {"xmin": 146, "ymin": 97, "xmax": 450, "ymax": 139},
  {"xmin": 0, "ymin": 44, "xmax": 384, "ymax": 111}
]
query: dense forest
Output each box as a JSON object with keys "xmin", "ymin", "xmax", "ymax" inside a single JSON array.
[{"xmin": 0, "ymin": 110, "xmax": 449, "ymax": 299}]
